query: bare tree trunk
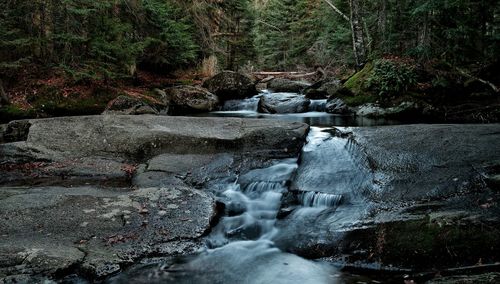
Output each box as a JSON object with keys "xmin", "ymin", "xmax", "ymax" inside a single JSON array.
[
  {"xmin": 378, "ymin": 0, "xmax": 387, "ymax": 53},
  {"xmin": 418, "ymin": 10, "xmax": 431, "ymax": 60},
  {"xmin": 349, "ymin": 0, "xmax": 367, "ymax": 69},
  {"xmin": 0, "ymin": 79, "xmax": 9, "ymax": 106}
]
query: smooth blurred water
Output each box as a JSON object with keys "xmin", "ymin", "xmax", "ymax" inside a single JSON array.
[
  {"xmin": 192, "ymin": 92, "xmax": 404, "ymax": 127},
  {"xmin": 109, "ymin": 94, "xmax": 398, "ymax": 283}
]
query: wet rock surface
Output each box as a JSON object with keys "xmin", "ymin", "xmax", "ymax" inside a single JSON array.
[
  {"xmin": 355, "ymin": 102, "xmax": 423, "ymax": 118},
  {"xmin": 258, "ymin": 93, "xmax": 311, "ymax": 114},
  {"xmin": 304, "ymin": 79, "xmax": 343, "ymax": 99},
  {"xmin": 325, "ymin": 98, "xmax": 350, "ymax": 114},
  {"xmin": 0, "ymin": 115, "xmax": 309, "ymax": 281},
  {"xmin": 276, "ymin": 124, "xmax": 500, "ymax": 274}
]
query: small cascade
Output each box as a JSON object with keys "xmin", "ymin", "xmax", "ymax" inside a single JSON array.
[
  {"xmin": 308, "ymin": 100, "xmax": 327, "ymax": 112},
  {"xmin": 243, "ymin": 181, "xmax": 285, "ymax": 198},
  {"xmin": 221, "ymin": 96, "xmax": 260, "ymax": 112},
  {"xmin": 299, "ymin": 191, "xmax": 343, "ymax": 208},
  {"xmin": 207, "ymin": 159, "xmax": 298, "ymax": 247},
  {"xmin": 292, "ymin": 127, "xmax": 372, "ymax": 200}
]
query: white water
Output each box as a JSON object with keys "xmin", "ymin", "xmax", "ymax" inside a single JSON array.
[{"xmin": 299, "ymin": 191, "xmax": 343, "ymax": 208}]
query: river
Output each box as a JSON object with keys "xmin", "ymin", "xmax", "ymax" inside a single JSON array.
[{"xmin": 108, "ymin": 92, "xmax": 408, "ymax": 284}]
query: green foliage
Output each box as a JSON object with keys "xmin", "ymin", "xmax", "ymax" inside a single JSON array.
[
  {"xmin": 367, "ymin": 59, "xmax": 418, "ymax": 97},
  {"xmin": 140, "ymin": 0, "xmax": 199, "ymax": 72},
  {"xmin": 254, "ymin": 0, "xmax": 331, "ymax": 70},
  {"xmin": 0, "ymin": 105, "xmax": 34, "ymax": 122},
  {"xmin": 254, "ymin": 0, "xmax": 499, "ymax": 71},
  {"xmin": 0, "ymin": 0, "xmax": 200, "ymax": 80}
]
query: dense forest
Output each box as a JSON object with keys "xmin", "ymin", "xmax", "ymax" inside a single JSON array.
[
  {"xmin": 0, "ymin": 0, "xmax": 499, "ymax": 120},
  {"xmin": 2, "ymin": 2, "xmax": 500, "ymax": 283}
]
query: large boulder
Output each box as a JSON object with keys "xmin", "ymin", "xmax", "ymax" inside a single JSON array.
[
  {"xmin": 0, "ymin": 116, "xmax": 309, "ymax": 185},
  {"xmin": 303, "ymin": 79, "xmax": 344, "ymax": 99},
  {"xmin": 258, "ymin": 93, "xmax": 311, "ymax": 114},
  {"xmin": 267, "ymin": 78, "xmax": 310, "ymax": 93},
  {"xmin": 202, "ymin": 71, "xmax": 258, "ymax": 100},
  {"xmin": 325, "ymin": 98, "xmax": 350, "ymax": 114},
  {"xmin": 103, "ymin": 95, "xmax": 158, "ymax": 115},
  {"xmin": 164, "ymin": 86, "xmax": 219, "ymax": 115}
]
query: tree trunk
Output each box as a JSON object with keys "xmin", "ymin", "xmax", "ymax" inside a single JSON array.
[
  {"xmin": 378, "ymin": 0, "xmax": 387, "ymax": 53},
  {"xmin": 349, "ymin": 0, "xmax": 367, "ymax": 69},
  {"xmin": 0, "ymin": 79, "xmax": 9, "ymax": 106},
  {"xmin": 418, "ymin": 10, "xmax": 431, "ymax": 60}
]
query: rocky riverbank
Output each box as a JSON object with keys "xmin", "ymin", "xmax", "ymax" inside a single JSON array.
[
  {"xmin": 0, "ymin": 115, "xmax": 308, "ymax": 282},
  {"xmin": 1, "ymin": 69, "xmax": 499, "ymax": 124}
]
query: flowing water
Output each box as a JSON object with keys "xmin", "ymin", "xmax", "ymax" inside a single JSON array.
[
  {"xmin": 195, "ymin": 92, "xmax": 402, "ymax": 127},
  {"xmin": 110, "ymin": 92, "xmax": 405, "ymax": 283}
]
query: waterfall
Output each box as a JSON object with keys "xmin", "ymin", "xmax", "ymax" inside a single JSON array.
[
  {"xmin": 308, "ymin": 99, "xmax": 327, "ymax": 112},
  {"xmin": 221, "ymin": 96, "xmax": 260, "ymax": 112},
  {"xmin": 299, "ymin": 191, "xmax": 343, "ymax": 208}
]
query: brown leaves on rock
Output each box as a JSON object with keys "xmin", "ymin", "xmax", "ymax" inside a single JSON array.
[
  {"xmin": 104, "ymin": 233, "xmax": 137, "ymax": 246},
  {"xmin": 0, "ymin": 162, "xmax": 48, "ymax": 173},
  {"xmin": 121, "ymin": 164, "xmax": 137, "ymax": 178}
]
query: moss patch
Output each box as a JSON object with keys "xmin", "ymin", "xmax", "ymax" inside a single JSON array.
[
  {"xmin": 373, "ymin": 219, "xmax": 500, "ymax": 269},
  {"xmin": 339, "ymin": 63, "xmax": 378, "ymax": 106},
  {"xmin": 344, "ymin": 62, "xmax": 374, "ymax": 95},
  {"xmin": 0, "ymin": 105, "xmax": 35, "ymax": 123}
]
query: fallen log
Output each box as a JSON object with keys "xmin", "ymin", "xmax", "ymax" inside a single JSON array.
[{"xmin": 252, "ymin": 71, "xmax": 317, "ymax": 77}]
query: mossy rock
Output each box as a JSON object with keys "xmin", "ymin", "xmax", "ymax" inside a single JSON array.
[
  {"xmin": 339, "ymin": 63, "xmax": 378, "ymax": 106},
  {"xmin": 344, "ymin": 217, "xmax": 500, "ymax": 270},
  {"xmin": 344, "ymin": 62, "xmax": 374, "ymax": 95}
]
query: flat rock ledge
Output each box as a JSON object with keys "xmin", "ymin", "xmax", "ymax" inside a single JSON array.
[{"xmin": 0, "ymin": 115, "xmax": 309, "ymax": 281}]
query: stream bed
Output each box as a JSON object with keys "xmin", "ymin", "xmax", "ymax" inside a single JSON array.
[{"xmin": 107, "ymin": 93, "xmax": 406, "ymax": 283}]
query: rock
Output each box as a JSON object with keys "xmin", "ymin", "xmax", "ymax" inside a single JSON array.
[
  {"xmin": 0, "ymin": 120, "xmax": 31, "ymax": 143},
  {"xmin": 351, "ymin": 124, "xmax": 500, "ymax": 202},
  {"xmin": 0, "ymin": 116, "xmax": 308, "ymax": 187},
  {"xmin": 202, "ymin": 71, "xmax": 257, "ymax": 100},
  {"xmin": 164, "ymin": 86, "xmax": 219, "ymax": 115},
  {"xmin": 274, "ymin": 124, "xmax": 500, "ymax": 271},
  {"xmin": 304, "ymin": 79, "xmax": 343, "ymax": 99},
  {"xmin": 258, "ymin": 93, "xmax": 311, "ymax": 114},
  {"xmin": 325, "ymin": 98, "xmax": 350, "ymax": 114},
  {"xmin": 355, "ymin": 102, "xmax": 421, "ymax": 118},
  {"xmin": 267, "ymin": 78, "xmax": 310, "ymax": 93},
  {"xmin": 16, "ymin": 116, "xmax": 308, "ymax": 160},
  {"xmin": 0, "ymin": 115, "xmax": 310, "ymax": 280},
  {"xmin": 0, "ymin": 155, "xmax": 134, "ymax": 187},
  {"xmin": 426, "ymin": 272, "xmax": 500, "ymax": 283},
  {"xmin": 0, "ymin": 186, "xmax": 216, "ymax": 279},
  {"xmin": 103, "ymin": 95, "xmax": 158, "ymax": 115},
  {"xmin": 354, "ymin": 103, "xmax": 388, "ymax": 117}
]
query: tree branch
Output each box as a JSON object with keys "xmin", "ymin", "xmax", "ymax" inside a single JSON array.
[
  {"xmin": 322, "ymin": 0, "xmax": 349, "ymax": 22},
  {"xmin": 456, "ymin": 67, "xmax": 499, "ymax": 93}
]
